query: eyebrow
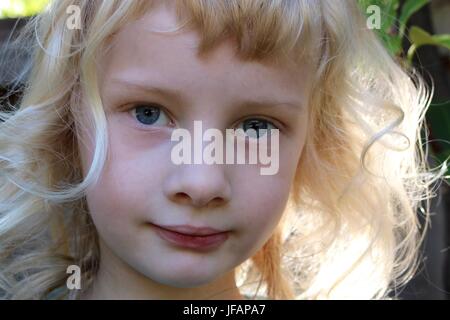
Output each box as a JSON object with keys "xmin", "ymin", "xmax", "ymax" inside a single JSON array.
[{"xmin": 110, "ymin": 78, "xmax": 304, "ymax": 112}]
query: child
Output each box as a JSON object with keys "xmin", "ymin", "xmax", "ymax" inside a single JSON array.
[{"xmin": 0, "ymin": 0, "xmax": 446, "ymax": 299}]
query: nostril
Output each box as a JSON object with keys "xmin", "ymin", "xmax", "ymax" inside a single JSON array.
[
  {"xmin": 174, "ymin": 192, "xmax": 190, "ymax": 203},
  {"xmin": 163, "ymin": 166, "xmax": 232, "ymax": 209},
  {"xmin": 172, "ymin": 192, "xmax": 226, "ymax": 208},
  {"xmin": 209, "ymin": 197, "xmax": 225, "ymax": 206}
]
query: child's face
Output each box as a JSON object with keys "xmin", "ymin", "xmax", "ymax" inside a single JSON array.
[{"xmin": 78, "ymin": 3, "xmax": 309, "ymax": 294}]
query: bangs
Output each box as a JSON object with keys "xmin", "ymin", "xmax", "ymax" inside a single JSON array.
[{"xmin": 171, "ymin": 0, "xmax": 324, "ymax": 63}]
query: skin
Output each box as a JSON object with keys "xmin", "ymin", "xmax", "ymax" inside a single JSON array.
[{"xmin": 78, "ymin": 2, "xmax": 310, "ymax": 299}]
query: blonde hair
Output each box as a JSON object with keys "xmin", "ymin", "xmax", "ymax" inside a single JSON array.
[{"xmin": 0, "ymin": 0, "xmax": 447, "ymax": 299}]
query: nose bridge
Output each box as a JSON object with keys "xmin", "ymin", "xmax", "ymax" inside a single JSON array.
[
  {"xmin": 183, "ymin": 106, "xmax": 225, "ymax": 133},
  {"xmin": 163, "ymin": 162, "xmax": 231, "ymax": 208}
]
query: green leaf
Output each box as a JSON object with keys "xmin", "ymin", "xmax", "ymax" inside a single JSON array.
[
  {"xmin": 407, "ymin": 26, "xmax": 432, "ymax": 61},
  {"xmin": 384, "ymin": 34, "xmax": 403, "ymax": 56},
  {"xmin": 399, "ymin": 0, "xmax": 430, "ymax": 37},
  {"xmin": 407, "ymin": 26, "xmax": 450, "ymax": 61},
  {"xmin": 409, "ymin": 26, "xmax": 435, "ymax": 46},
  {"xmin": 432, "ymin": 34, "xmax": 450, "ymax": 50},
  {"xmin": 382, "ymin": 0, "xmax": 400, "ymax": 33}
]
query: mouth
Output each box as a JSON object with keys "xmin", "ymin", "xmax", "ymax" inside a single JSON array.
[{"xmin": 148, "ymin": 223, "xmax": 230, "ymax": 251}]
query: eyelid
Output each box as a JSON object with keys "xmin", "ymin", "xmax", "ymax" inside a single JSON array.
[
  {"xmin": 121, "ymin": 101, "xmax": 164, "ymax": 112},
  {"xmin": 235, "ymin": 115, "xmax": 283, "ymax": 131}
]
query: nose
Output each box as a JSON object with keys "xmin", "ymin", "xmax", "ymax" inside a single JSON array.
[{"xmin": 163, "ymin": 164, "xmax": 231, "ymax": 209}]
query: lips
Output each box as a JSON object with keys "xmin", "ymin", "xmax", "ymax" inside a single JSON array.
[{"xmin": 149, "ymin": 223, "xmax": 230, "ymax": 250}]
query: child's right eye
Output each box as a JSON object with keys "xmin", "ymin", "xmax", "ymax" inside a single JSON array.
[{"xmin": 129, "ymin": 104, "xmax": 173, "ymax": 128}]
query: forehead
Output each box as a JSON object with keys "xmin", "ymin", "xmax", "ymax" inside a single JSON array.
[{"xmin": 98, "ymin": 3, "xmax": 310, "ymax": 102}]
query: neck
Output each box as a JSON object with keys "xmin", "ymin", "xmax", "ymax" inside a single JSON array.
[{"xmin": 80, "ymin": 239, "xmax": 245, "ymax": 300}]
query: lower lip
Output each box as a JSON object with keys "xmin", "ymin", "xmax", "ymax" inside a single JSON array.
[{"xmin": 150, "ymin": 224, "xmax": 229, "ymax": 250}]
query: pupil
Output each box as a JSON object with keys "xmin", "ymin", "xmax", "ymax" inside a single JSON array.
[{"xmin": 243, "ymin": 119, "xmax": 268, "ymax": 138}]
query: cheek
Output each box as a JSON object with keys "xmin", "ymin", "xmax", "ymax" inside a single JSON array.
[
  {"xmin": 82, "ymin": 116, "xmax": 171, "ymax": 235},
  {"xmin": 232, "ymin": 138, "xmax": 302, "ymax": 242},
  {"xmin": 239, "ymin": 177, "xmax": 290, "ymax": 227}
]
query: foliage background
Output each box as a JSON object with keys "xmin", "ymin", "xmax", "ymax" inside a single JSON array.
[
  {"xmin": 0, "ymin": 0, "xmax": 49, "ymax": 18},
  {"xmin": 358, "ymin": 0, "xmax": 450, "ymax": 179}
]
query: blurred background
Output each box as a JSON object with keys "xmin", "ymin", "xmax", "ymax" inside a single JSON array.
[{"xmin": 0, "ymin": 0, "xmax": 449, "ymax": 299}]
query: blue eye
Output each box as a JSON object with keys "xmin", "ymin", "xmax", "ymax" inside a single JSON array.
[
  {"xmin": 130, "ymin": 104, "xmax": 171, "ymax": 127},
  {"xmin": 237, "ymin": 119, "xmax": 277, "ymax": 139}
]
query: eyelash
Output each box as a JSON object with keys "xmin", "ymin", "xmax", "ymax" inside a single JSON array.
[{"xmin": 124, "ymin": 103, "xmax": 282, "ymax": 136}]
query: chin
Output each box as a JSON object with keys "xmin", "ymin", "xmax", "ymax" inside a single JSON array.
[
  {"xmin": 156, "ymin": 268, "xmax": 221, "ymax": 288},
  {"xmin": 164, "ymin": 278, "xmax": 214, "ymax": 288},
  {"xmin": 138, "ymin": 265, "xmax": 220, "ymax": 288}
]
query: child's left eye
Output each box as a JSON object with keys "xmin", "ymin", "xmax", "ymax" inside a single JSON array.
[
  {"xmin": 236, "ymin": 118, "xmax": 278, "ymax": 139},
  {"xmin": 130, "ymin": 104, "xmax": 172, "ymax": 127}
]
